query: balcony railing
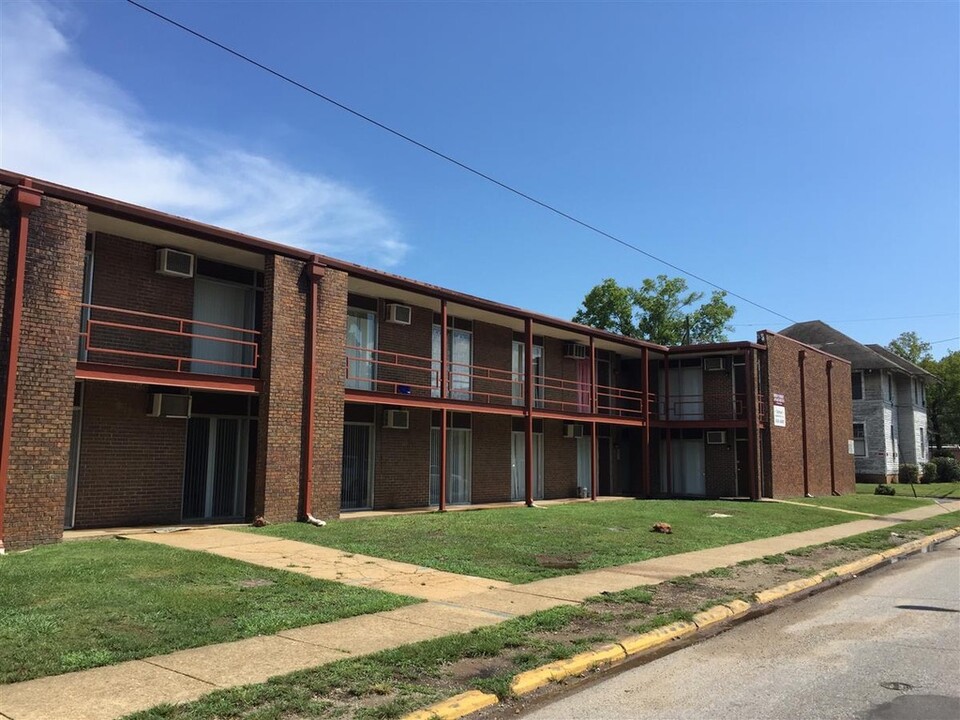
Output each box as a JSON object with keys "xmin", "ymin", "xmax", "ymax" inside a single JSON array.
[
  {"xmin": 344, "ymin": 347, "xmax": 654, "ymax": 418},
  {"xmin": 79, "ymin": 303, "xmax": 260, "ymax": 377}
]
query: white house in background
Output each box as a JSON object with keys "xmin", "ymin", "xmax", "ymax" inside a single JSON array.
[{"xmin": 779, "ymin": 321, "xmax": 934, "ymax": 483}]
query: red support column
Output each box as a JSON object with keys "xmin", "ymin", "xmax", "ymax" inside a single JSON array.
[
  {"xmin": 439, "ymin": 300, "xmax": 448, "ymax": 512},
  {"xmin": 0, "ymin": 180, "xmax": 43, "ymax": 553},
  {"xmin": 300, "ymin": 257, "xmax": 325, "ymax": 521},
  {"xmin": 589, "ymin": 336, "xmax": 598, "ymax": 500},
  {"xmin": 524, "ymin": 317, "xmax": 534, "ymax": 507},
  {"xmin": 799, "ymin": 349, "xmax": 810, "ymax": 497},
  {"xmin": 745, "ymin": 348, "xmax": 759, "ymax": 500},
  {"xmin": 664, "ymin": 355, "xmax": 672, "ymax": 495},
  {"xmin": 826, "ymin": 360, "xmax": 837, "ymax": 495},
  {"xmin": 641, "ymin": 347, "xmax": 650, "ymax": 498}
]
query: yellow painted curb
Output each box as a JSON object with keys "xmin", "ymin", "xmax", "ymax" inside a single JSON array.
[
  {"xmin": 724, "ymin": 599, "xmax": 753, "ymax": 617},
  {"xmin": 401, "ymin": 690, "xmax": 499, "ymax": 720},
  {"xmin": 692, "ymin": 604, "xmax": 734, "ymax": 630},
  {"xmin": 510, "ymin": 643, "xmax": 627, "ymax": 696},
  {"xmin": 754, "ymin": 575, "xmax": 824, "ymax": 604},
  {"xmin": 618, "ymin": 620, "xmax": 698, "ymax": 656},
  {"xmin": 828, "ymin": 554, "xmax": 885, "ymax": 578},
  {"xmin": 552, "ymin": 642, "xmax": 627, "ymax": 677}
]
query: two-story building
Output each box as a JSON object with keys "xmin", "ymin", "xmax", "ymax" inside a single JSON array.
[
  {"xmin": 0, "ymin": 172, "xmax": 856, "ymax": 551},
  {"xmin": 780, "ymin": 321, "xmax": 933, "ymax": 483}
]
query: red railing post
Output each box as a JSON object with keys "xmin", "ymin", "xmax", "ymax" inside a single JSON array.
[
  {"xmin": 439, "ymin": 299, "xmax": 448, "ymax": 512},
  {"xmin": 524, "ymin": 317, "xmax": 534, "ymax": 507},
  {"xmin": 589, "ymin": 336, "xmax": 597, "ymax": 501}
]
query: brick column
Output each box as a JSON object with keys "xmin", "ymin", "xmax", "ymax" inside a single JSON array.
[
  {"xmin": 310, "ymin": 268, "xmax": 347, "ymax": 519},
  {"xmin": 0, "ymin": 186, "xmax": 86, "ymax": 549},
  {"xmin": 255, "ymin": 255, "xmax": 307, "ymax": 521}
]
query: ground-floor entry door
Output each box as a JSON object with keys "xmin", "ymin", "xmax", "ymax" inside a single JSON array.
[
  {"xmin": 342, "ymin": 423, "xmax": 374, "ymax": 509},
  {"xmin": 510, "ymin": 431, "xmax": 544, "ymax": 501},
  {"xmin": 183, "ymin": 417, "xmax": 249, "ymax": 520},
  {"xmin": 429, "ymin": 428, "xmax": 472, "ymax": 505}
]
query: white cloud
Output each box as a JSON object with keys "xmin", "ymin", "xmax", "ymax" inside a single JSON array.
[{"xmin": 0, "ymin": 1, "xmax": 409, "ymax": 266}]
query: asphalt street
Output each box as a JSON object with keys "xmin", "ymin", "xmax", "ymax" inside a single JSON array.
[{"xmin": 521, "ymin": 537, "xmax": 960, "ymax": 720}]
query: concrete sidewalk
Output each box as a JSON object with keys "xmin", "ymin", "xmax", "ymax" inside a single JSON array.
[{"xmin": 2, "ymin": 500, "xmax": 957, "ymax": 720}]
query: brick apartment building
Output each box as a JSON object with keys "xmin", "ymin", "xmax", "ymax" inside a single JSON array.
[{"xmin": 0, "ymin": 172, "xmax": 855, "ymax": 551}]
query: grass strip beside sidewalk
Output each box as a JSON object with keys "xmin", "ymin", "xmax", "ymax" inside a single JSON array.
[
  {"xmin": 0, "ymin": 539, "xmax": 419, "ymax": 684},
  {"xmin": 252, "ymin": 499, "xmax": 864, "ymax": 583},
  {"xmin": 124, "ymin": 511, "xmax": 959, "ymax": 720}
]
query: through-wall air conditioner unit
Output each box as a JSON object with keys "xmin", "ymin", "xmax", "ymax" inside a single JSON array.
[
  {"xmin": 563, "ymin": 342, "xmax": 588, "ymax": 360},
  {"xmin": 704, "ymin": 357, "xmax": 725, "ymax": 372},
  {"xmin": 383, "ymin": 409, "xmax": 410, "ymax": 429},
  {"xmin": 563, "ymin": 423, "xmax": 586, "ymax": 439},
  {"xmin": 386, "ymin": 303, "xmax": 412, "ymax": 325},
  {"xmin": 156, "ymin": 248, "xmax": 195, "ymax": 278},
  {"xmin": 706, "ymin": 430, "xmax": 727, "ymax": 445},
  {"xmin": 148, "ymin": 393, "xmax": 192, "ymax": 419}
]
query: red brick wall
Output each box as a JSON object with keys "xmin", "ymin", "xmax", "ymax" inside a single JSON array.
[
  {"xmin": 763, "ymin": 334, "xmax": 855, "ymax": 497},
  {"xmin": 373, "ymin": 406, "xmax": 431, "ymax": 509},
  {"xmin": 703, "ymin": 360, "xmax": 735, "ymax": 421},
  {"xmin": 473, "ymin": 321, "xmax": 513, "ymax": 405},
  {"xmin": 311, "ymin": 268, "xmax": 348, "ymax": 519},
  {"xmin": 705, "ymin": 439, "xmax": 737, "ymax": 496},
  {"xmin": 74, "ymin": 382, "xmax": 184, "ymax": 527},
  {"xmin": 87, "ymin": 233, "xmax": 195, "ymax": 369},
  {"xmin": 544, "ymin": 419, "xmax": 578, "ymax": 498},
  {"xmin": 374, "ymin": 300, "xmax": 434, "ymax": 394},
  {"xmin": 472, "ymin": 414, "xmax": 511, "ymax": 503},
  {"xmin": 255, "ymin": 255, "xmax": 306, "ymax": 521},
  {"xmin": 1, "ymin": 188, "xmax": 87, "ymax": 549}
]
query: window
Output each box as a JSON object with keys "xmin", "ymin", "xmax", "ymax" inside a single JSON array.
[
  {"xmin": 885, "ymin": 372, "xmax": 894, "ymax": 403},
  {"xmin": 890, "ymin": 423, "xmax": 898, "ymax": 459},
  {"xmin": 852, "ymin": 423, "xmax": 866, "ymax": 457},
  {"xmin": 429, "ymin": 413, "xmax": 472, "ymax": 505},
  {"xmin": 919, "ymin": 428, "xmax": 926, "ymax": 461},
  {"xmin": 851, "ymin": 372, "xmax": 863, "ymax": 401},
  {"xmin": 345, "ymin": 308, "xmax": 377, "ymax": 390},
  {"xmin": 431, "ymin": 322, "xmax": 472, "ymax": 400},
  {"xmin": 511, "ymin": 341, "xmax": 544, "ymax": 408}
]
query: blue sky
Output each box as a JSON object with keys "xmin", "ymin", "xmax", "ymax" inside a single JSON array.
[{"xmin": 2, "ymin": 1, "xmax": 957, "ymax": 355}]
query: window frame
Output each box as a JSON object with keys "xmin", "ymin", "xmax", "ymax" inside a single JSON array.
[
  {"xmin": 852, "ymin": 422, "xmax": 867, "ymax": 457},
  {"xmin": 851, "ymin": 371, "xmax": 863, "ymax": 401}
]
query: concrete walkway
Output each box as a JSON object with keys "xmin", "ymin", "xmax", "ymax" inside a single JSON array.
[{"xmin": 2, "ymin": 501, "xmax": 957, "ymax": 720}]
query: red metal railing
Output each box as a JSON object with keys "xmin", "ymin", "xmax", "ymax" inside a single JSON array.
[
  {"xmin": 79, "ymin": 303, "xmax": 260, "ymax": 375},
  {"xmin": 658, "ymin": 392, "xmax": 753, "ymax": 421}
]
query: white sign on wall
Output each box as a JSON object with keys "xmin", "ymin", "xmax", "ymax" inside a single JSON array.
[
  {"xmin": 848, "ymin": 439, "xmax": 856, "ymax": 454},
  {"xmin": 773, "ymin": 405, "xmax": 787, "ymax": 427}
]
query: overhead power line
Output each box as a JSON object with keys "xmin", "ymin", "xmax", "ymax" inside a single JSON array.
[
  {"xmin": 733, "ymin": 312, "xmax": 960, "ymax": 327},
  {"xmin": 124, "ymin": 0, "xmax": 797, "ymax": 325},
  {"xmin": 930, "ymin": 336, "xmax": 960, "ymax": 345}
]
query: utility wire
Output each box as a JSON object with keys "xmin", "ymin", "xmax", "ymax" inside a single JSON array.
[
  {"xmin": 733, "ymin": 312, "xmax": 960, "ymax": 327},
  {"xmin": 124, "ymin": 0, "xmax": 797, "ymax": 324},
  {"xmin": 930, "ymin": 336, "xmax": 960, "ymax": 345}
]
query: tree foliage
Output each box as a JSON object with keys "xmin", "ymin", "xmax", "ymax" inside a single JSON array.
[
  {"xmin": 888, "ymin": 333, "xmax": 960, "ymax": 446},
  {"xmin": 887, "ymin": 331, "xmax": 933, "ymax": 364},
  {"xmin": 573, "ymin": 275, "xmax": 736, "ymax": 346}
]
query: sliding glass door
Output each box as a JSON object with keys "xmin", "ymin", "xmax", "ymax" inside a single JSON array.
[
  {"xmin": 346, "ymin": 309, "xmax": 377, "ymax": 390},
  {"xmin": 510, "ymin": 431, "xmax": 544, "ymax": 501},
  {"xmin": 429, "ymin": 427, "xmax": 472, "ymax": 505}
]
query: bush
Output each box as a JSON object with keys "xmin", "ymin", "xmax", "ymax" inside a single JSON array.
[
  {"xmin": 930, "ymin": 456, "xmax": 960, "ymax": 483},
  {"xmin": 931, "ymin": 449, "xmax": 954, "ymax": 459},
  {"xmin": 898, "ymin": 464, "xmax": 920, "ymax": 484},
  {"xmin": 921, "ymin": 462, "xmax": 939, "ymax": 484},
  {"xmin": 875, "ymin": 484, "xmax": 896, "ymax": 496}
]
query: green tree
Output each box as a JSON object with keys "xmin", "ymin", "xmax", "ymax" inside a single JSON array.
[
  {"xmin": 924, "ymin": 350, "xmax": 960, "ymax": 447},
  {"xmin": 887, "ymin": 331, "xmax": 933, "ymax": 364},
  {"xmin": 573, "ymin": 275, "xmax": 736, "ymax": 346}
]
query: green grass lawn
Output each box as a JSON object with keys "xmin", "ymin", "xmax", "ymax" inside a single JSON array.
[
  {"xmin": 0, "ymin": 539, "xmax": 418, "ymax": 685},
  {"xmin": 791, "ymin": 494, "xmax": 933, "ymax": 515},
  {"xmin": 855, "ymin": 482, "xmax": 960, "ymax": 499},
  {"xmin": 253, "ymin": 499, "xmax": 862, "ymax": 584}
]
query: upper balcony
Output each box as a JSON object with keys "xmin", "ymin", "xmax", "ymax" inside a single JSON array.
[
  {"xmin": 76, "ymin": 303, "xmax": 261, "ymax": 392},
  {"xmin": 343, "ymin": 345, "xmax": 655, "ymax": 422}
]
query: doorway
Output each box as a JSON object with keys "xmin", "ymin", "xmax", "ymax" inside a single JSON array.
[
  {"xmin": 342, "ymin": 423, "xmax": 374, "ymax": 509},
  {"xmin": 182, "ymin": 416, "xmax": 250, "ymax": 520},
  {"xmin": 510, "ymin": 431, "xmax": 544, "ymax": 501}
]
